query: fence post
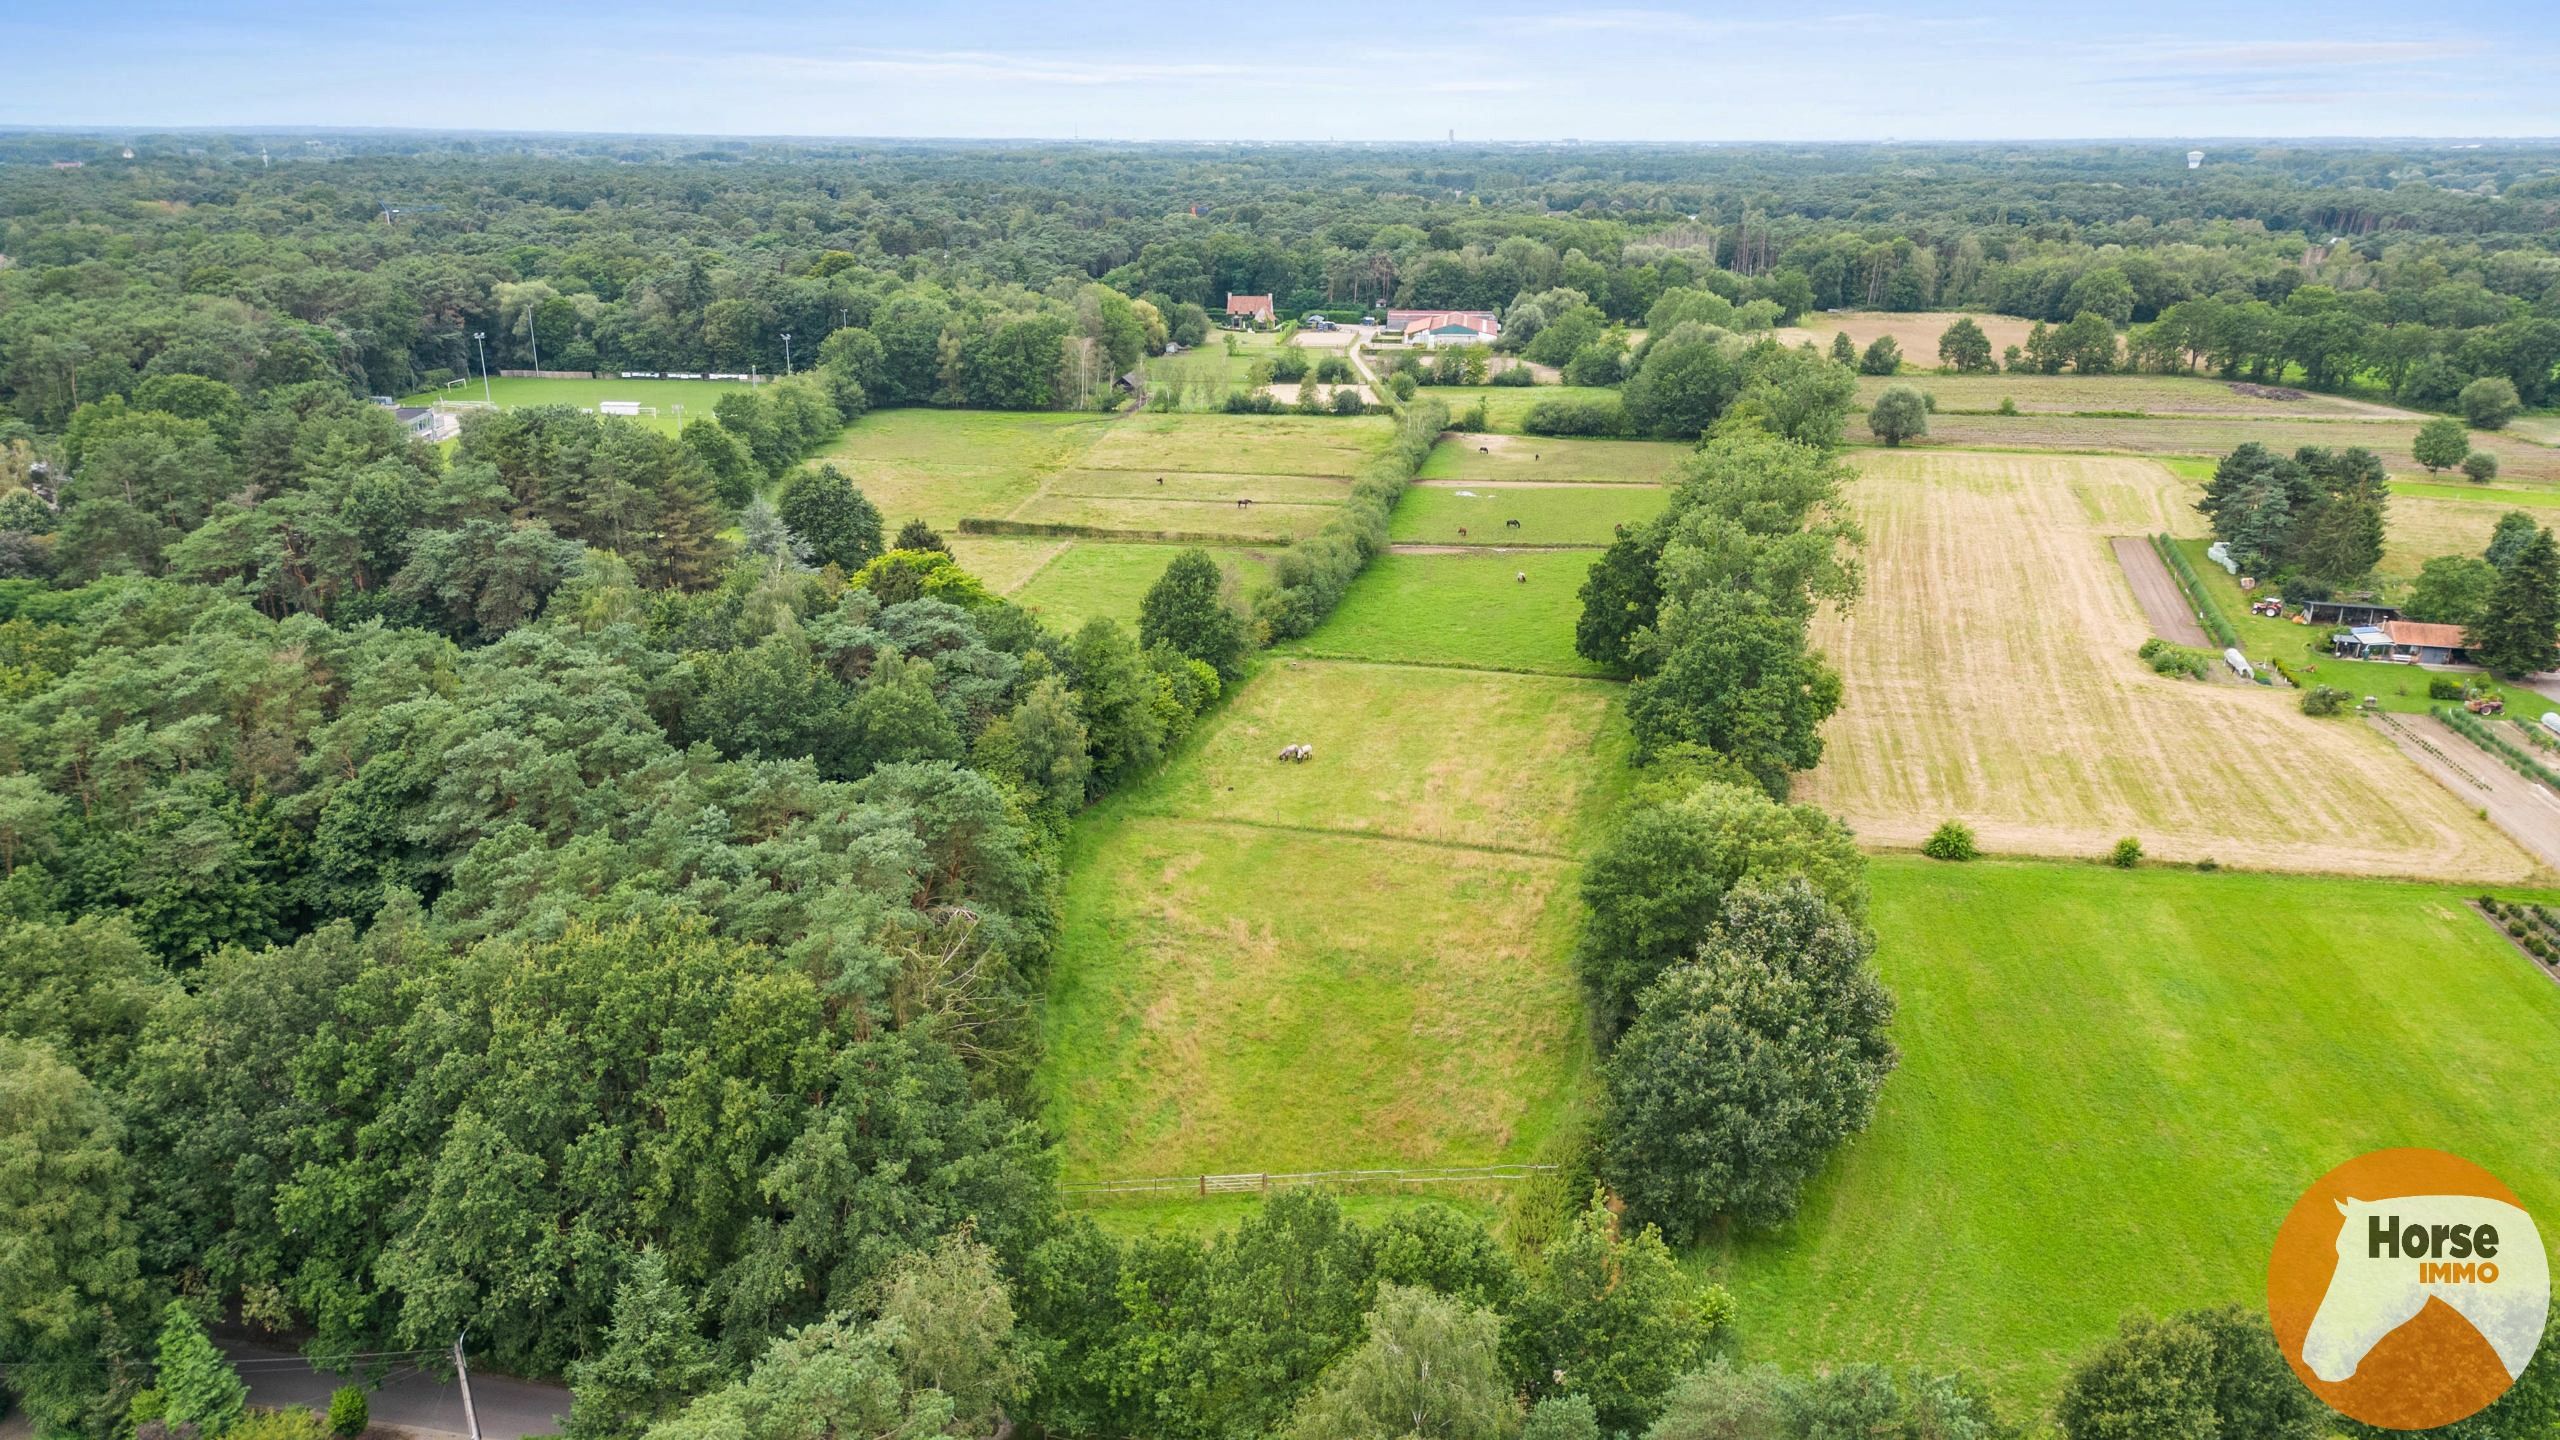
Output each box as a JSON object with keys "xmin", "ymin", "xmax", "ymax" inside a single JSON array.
[
  {"xmin": 1197, "ymin": 1174, "xmax": 1206, "ymax": 1197},
  {"xmin": 1260, "ymin": 1173, "xmax": 1270, "ymax": 1193}
]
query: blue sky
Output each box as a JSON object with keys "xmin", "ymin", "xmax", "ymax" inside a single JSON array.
[{"xmin": 6, "ymin": 1, "xmax": 2556, "ymax": 141}]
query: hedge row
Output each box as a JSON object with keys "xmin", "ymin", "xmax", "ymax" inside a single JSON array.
[
  {"xmin": 954, "ymin": 517, "xmax": 1293, "ymax": 546},
  {"xmin": 2151, "ymin": 533, "xmax": 2241, "ymax": 651},
  {"xmin": 1252, "ymin": 398, "xmax": 1448, "ymax": 640}
]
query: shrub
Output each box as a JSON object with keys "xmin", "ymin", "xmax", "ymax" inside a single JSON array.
[
  {"xmin": 1521, "ymin": 395, "xmax": 1629, "ymax": 437},
  {"xmin": 1456, "ymin": 400, "xmax": 1490, "ymax": 432},
  {"xmin": 1491, "ymin": 364, "xmax": 1538, "ymax": 387},
  {"xmin": 2299, "ymin": 684, "xmax": 2349, "ymax": 717},
  {"xmin": 2196, "ymin": 857, "xmax": 2219, "ymax": 872},
  {"xmin": 1221, "ymin": 388, "xmax": 1282, "ymax": 414},
  {"xmin": 2108, "ymin": 836, "xmax": 2143, "ymax": 868},
  {"xmin": 1921, "ymin": 819, "xmax": 1979, "ymax": 861},
  {"xmin": 2462, "ymin": 451, "xmax": 2500, "ymax": 484},
  {"xmin": 1866, "ymin": 385, "xmax": 1929, "ymax": 446},
  {"xmin": 229, "ymin": 1410, "xmax": 328, "ymax": 1440},
  {"xmin": 1388, "ymin": 372, "xmax": 1418, "ymax": 401},
  {"xmin": 1996, "ymin": 396, "xmax": 2019, "ymax": 415},
  {"xmin": 1267, "ymin": 351, "xmax": 1309, "ymax": 383},
  {"xmin": 2137, "ymin": 637, "xmax": 2211, "ymax": 679},
  {"xmin": 2459, "ymin": 375, "xmax": 2523, "ymax": 430},
  {"xmin": 327, "ymin": 1392, "xmax": 367, "ymax": 1440},
  {"xmin": 2412, "ymin": 416, "xmax": 2470, "ymax": 473},
  {"xmin": 2429, "ymin": 677, "xmax": 2467, "ymax": 700}
]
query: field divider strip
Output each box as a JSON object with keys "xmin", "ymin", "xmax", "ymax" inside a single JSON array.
[
  {"xmin": 1278, "ymin": 649, "xmax": 1625, "ymax": 683},
  {"xmin": 1126, "ymin": 812, "xmax": 1577, "ymax": 863}
]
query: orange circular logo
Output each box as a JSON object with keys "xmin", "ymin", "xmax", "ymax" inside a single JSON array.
[{"xmin": 2267, "ymin": 1148, "xmax": 2549, "ymax": 1430}]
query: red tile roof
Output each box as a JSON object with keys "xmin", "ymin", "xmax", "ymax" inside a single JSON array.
[
  {"xmin": 1400, "ymin": 312, "xmax": 1500, "ymax": 339},
  {"xmin": 1226, "ymin": 293, "xmax": 1274, "ymax": 318},
  {"xmin": 2385, "ymin": 619, "xmax": 2469, "ymax": 650}
]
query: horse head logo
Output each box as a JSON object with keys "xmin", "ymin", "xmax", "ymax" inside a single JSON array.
[{"xmin": 2302, "ymin": 1194, "xmax": 2549, "ymax": 1384}]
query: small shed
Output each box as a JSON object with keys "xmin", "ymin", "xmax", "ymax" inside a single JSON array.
[
  {"xmin": 2384, "ymin": 619, "xmax": 2469, "ymax": 665},
  {"xmin": 2297, "ymin": 598, "xmax": 2399, "ymax": 627}
]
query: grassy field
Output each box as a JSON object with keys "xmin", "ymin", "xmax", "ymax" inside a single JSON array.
[
  {"xmin": 1288, "ymin": 551, "xmax": 1611, "ymax": 677},
  {"xmin": 817, "ymin": 410, "xmax": 1115, "ymax": 529},
  {"xmin": 945, "ymin": 535, "xmax": 1069, "ymax": 595},
  {"xmin": 1792, "ymin": 449, "xmax": 2538, "ymax": 881},
  {"xmin": 1870, "ymin": 413, "xmax": 2560, "ymax": 484},
  {"xmin": 1006, "ymin": 493, "xmax": 1337, "ymax": 542},
  {"xmin": 1419, "ymin": 385, "xmax": 1623, "ymax": 434},
  {"xmin": 1040, "ymin": 658, "xmax": 1627, "ymax": 1182},
  {"xmin": 1713, "ymin": 856, "xmax": 2560, "ymax": 1416},
  {"xmin": 1081, "ymin": 413, "xmax": 1392, "ymax": 477},
  {"xmin": 1848, "ymin": 372, "xmax": 2415, "ymax": 419},
  {"xmin": 1038, "ymin": 468, "xmax": 1353, "ymax": 503},
  {"xmin": 1141, "ymin": 333, "xmax": 1290, "ymax": 411},
  {"xmin": 1392, "ymin": 483, "xmax": 1668, "ymax": 548},
  {"xmin": 1774, "ymin": 310, "xmax": 2044, "ymax": 362},
  {"xmin": 1419, "ymin": 433, "xmax": 1691, "ymax": 485},
  {"xmin": 1008, "ymin": 542, "xmax": 1279, "ymax": 632},
  {"xmin": 397, "ymin": 375, "xmax": 758, "ymax": 434}
]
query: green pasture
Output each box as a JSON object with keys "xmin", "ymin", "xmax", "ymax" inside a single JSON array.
[
  {"xmin": 1420, "ymin": 435, "xmax": 1692, "ymax": 485},
  {"xmin": 1711, "ymin": 856, "xmax": 2560, "ymax": 1416},
  {"xmin": 1009, "ymin": 542, "xmax": 1279, "ymax": 632},
  {"xmin": 818, "ymin": 409, "xmax": 1114, "ymax": 529},
  {"xmin": 1392, "ymin": 483, "xmax": 1668, "ymax": 548},
  {"xmin": 1289, "ymin": 551, "xmax": 1611, "ymax": 677},
  {"xmin": 1006, "ymin": 493, "xmax": 1335, "ymax": 543},
  {"xmin": 1141, "ymin": 332, "xmax": 1291, "ymax": 410},
  {"xmin": 1038, "ymin": 468, "xmax": 1352, "ymax": 504},
  {"xmin": 1082, "ymin": 413, "xmax": 1394, "ymax": 477},
  {"xmin": 1418, "ymin": 385, "xmax": 1623, "ymax": 435},
  {"xmin": 396, "ymin": 374, "xmax": 758, "ymax": 434}
]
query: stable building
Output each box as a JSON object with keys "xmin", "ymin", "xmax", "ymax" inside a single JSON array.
[{"xmin": 1386, "ymin": 308, "xmax": 1501, "ymax": 348}]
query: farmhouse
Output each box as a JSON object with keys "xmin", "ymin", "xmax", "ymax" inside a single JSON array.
[
  {"xmin": 2329, "ymin": 620, "xmax": 2472, "ymax": 664},
  {"xmin": 1387, "ymin": 308, "xmax": 1502, "ymax": 348},
  {"xmin": 1225, "ymin": 293, "xmax": 1275, "ymax": 328}
]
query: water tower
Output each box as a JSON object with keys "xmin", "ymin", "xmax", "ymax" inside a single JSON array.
[{"xmin": 2187, "ymin": 149, "xmax": 2205, "ymax": 170}]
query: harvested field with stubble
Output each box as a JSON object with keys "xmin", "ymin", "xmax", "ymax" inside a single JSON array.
[
  {"xmin": 1793, "ymin": 450, "xmax": 2542, "ymax": 882},
  {"xmin": 1874, "ymin": 413, "xmax": 2560, "ymax": 483},
  {"xmin": 1776, "ymin": 310, "xmax": 2043, "ymax": 361},
  {"xmin": 1848, "ymin": 372, "xmax": 2419, "ymax": 419}
]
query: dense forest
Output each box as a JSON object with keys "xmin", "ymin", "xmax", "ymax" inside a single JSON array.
[{"xmin": 7, "ymin": 134, "xmax": 2560, "ymax": 1440}]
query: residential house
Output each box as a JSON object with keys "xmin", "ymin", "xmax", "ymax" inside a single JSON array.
[{"xmin": 1225, "ymin": 293, "xmax": 1275, "ymax": 328}]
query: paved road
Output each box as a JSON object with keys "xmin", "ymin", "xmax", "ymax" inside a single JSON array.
[{"xmin": 219, "ymin": 1341, "xmax": 566, "ymax": 1439}]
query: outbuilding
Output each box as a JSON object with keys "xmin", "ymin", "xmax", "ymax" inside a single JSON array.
[{"xmin": 2384, "ymin": 619, "xmax": 2470, "ymax": 665}]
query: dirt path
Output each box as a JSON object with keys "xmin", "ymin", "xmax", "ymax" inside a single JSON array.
[
  {"xmin": 2371, "ymin": 713, "xmax": 2560, "ymax": 875},
  {"xmin": 2110, "ymin": 536, "xmax": 2212, "ymax": 648}
]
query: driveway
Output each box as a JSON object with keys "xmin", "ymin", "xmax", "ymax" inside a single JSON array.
[{"xmin": 220, "ymin": 1340, "xmax": 566, "ymax": 1440}]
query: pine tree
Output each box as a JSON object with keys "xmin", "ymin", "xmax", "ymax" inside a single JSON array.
[
  {"xmin": 155, "ymin": 1303, "xmax": 247, "ymax": 1440},
  {"xmin": 565, "ymin": 1250, "xmax": 722, "ymax": 1440},
  {"xmin": 2476, "ymin": 526, "xmax": 2560, "ymax": 679}
]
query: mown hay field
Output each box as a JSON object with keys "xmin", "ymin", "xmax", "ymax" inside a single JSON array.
[
  {"xmin": 1008, "ymin": 542, "xmax": 1279, "ymax": 632},
  {"xmin": 1775, "ymin": 310, "xmax": 2044, "ymax": 361},
  {"xmin": 1040, "ymin": 659, "xmax": 1627, "ymax": 1181},
  {"xmin": 1848, "ymin": 371, "xmax": 2418, "ymax": 419},
  {"xmin": 1792, "ymin": 449, "xmax": 2539, "ymax": 881},
  {"xmin": 816, "ymin": 409, "xmax": 1115, "ymax": 528},
  {"xmin": 1714, "ymin": 857, "xmax": 2560, "ymax": 1417},
  {"xmin": 1873, "ymin": 412, "xmax": 2560, "ymax": 484}
]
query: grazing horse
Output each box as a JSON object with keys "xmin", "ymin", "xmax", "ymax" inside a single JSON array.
[
  {"xmin": 1155, "ymin": 476, "xmax": 1165, "ymax": 485},
  {"xmin": 1457, "ymin": 525, "xmax": 1468, "ymax": 538},
  {"xmin": 1504, "ymin": 518, "xmax": 1522, "ymax": 529},
  {"xmin": 1516, "ymin": 571, "xmax": 1528, "ymax": 583},
  {"xmin": 1477, "ymin": 445, "xmax": 1489, "ymax": 453},
  {"xmin": 1296, "ymin": 743, "xmax": 1313, "ymax": 763}
]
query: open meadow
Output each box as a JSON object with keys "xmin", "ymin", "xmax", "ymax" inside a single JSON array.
[
  {"xmin": 1713, "ymin": 856, "xmax": 2560, "ymax": 1416},
  {"xmin": 1040, "ymin": 658, "xmax": 1627, "ymax": 1182},
  {"xmin": 1415, "ymin": 384, "xmax": 1623, "ymax": 434},
  {"xmin": 1007, "ymin": 541, "xmax": 1279, "ymax": 632},
  {"xmin": 1393, "ymin": 483, "xmax": 1668, "ymax": 548},
  {"xmin": 1775, "ymin": 310, "xmax": 2043, "ymax": 361},
  {"xmin": 1871, "ymin": 411, "xmax": 2560, "ymax": 483},
  {"xmin": 1792, "ymin": 449, "xmax": 2541, "ymax": 881},
  {"xmin": 1419, "ymin": 433, "xmax": 1692, "ymax": 484},
  {"xmin": 1288, "ymin": 550, "xmax": 1610, "ymax": 677},
  {"xmin": 817, "ymin": 409, "xmax": 1115, "ymax": 528}
]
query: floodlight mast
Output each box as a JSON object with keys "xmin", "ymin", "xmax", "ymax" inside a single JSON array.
[
  {"xmin": 473, "ymin": 332, "xmax": 491, "ymax": 404},
  {"xmin": 783, "ymin": 332, "xmax": 793, "ymax": 375}
]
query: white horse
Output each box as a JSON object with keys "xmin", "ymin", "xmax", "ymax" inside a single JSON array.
[{"xmin": 2302, "ymin": 1194, "xmax": 2548, "ymax": 1383}]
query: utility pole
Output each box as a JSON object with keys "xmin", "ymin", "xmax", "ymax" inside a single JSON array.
[
  {"xmin": 524, "ymin": 305, "xmax": 540, "ymax": 372},
  {"xmin": 781, "ymin": 332, "xmax": 793, "ymax": 375},
  {"xmin": 453, "ymin": 1330, "xmax": 483, "ymax": 1440},
  {"xmin": 472, "ymin": 332, "xmax": 492, "ymax": 404}
]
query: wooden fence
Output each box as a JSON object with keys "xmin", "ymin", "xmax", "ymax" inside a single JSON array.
[{"xmin": 1061, "ymin": 1163, "xmax": 1556, "ymax": 1200}]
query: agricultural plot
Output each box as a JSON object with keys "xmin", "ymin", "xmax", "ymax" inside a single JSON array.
[
  {"xmin": 1875, "ymin": 413, "xmax": 2560, "ymax": 484},
  {"xmin": 397, "ymin": 375, "xmax": 759, "ymax": 434},
  {"xmin": 1080, "ymin": 413, "xmax": 1391, "ymax": 477},
  {"xmin": 1041, "ymin": 659, "xmax": 1623, "ymax": 1181},
  {"xmin": 1714, "ymin": 857, "xmax": 2560, "ymax": 1414},
  {"xmin": 817, "ymin": 409, "xmax": 1115, "ymax": 529},
  {"xmin": 1419, "ymin": 433, "xmax": 1691, "ymax": 485},
  {"xmin": 1392, "ymin": 483, "xmax": 1668, "ymax": 548},
  {"xmin": 2377, "ymin": 492, "xmax": 2510, "ymax": 579},
  {"xmin": 1005, "ymin": 493, "xmax": 1336, "ymax": 543},
  {"xmin": 1416, "ymin": 385, "xmax": 1622, "ymax": 434},
  {"xmin": 1009, "ymin": 542, "xmax": 1278, "ymax": 632},
  {"xmin": 1848, "ymin": 372, "xmax": 2416, "ymax": 419},
  {"xmin": 1290, "ymin": 551, "xmax": 1610, "ymax": 677},
  {"xmin": 1121, "ymin": 659, "xmax": 1633, "ymax": 854},
  {"xmin": 1775, "ymin": 310, "xmax": 2043, "ymax": 362},
  {"xmin": 945, "ymin": 535, "xmax": 1068, "ymax": 595},
  {"xmin": 1039, "ymin": 468, "xmax": 1351, "ymax": 504},
  {"xmin": 1792, "ymin": 450, "xmax": 2538, "ymax": 881}
]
